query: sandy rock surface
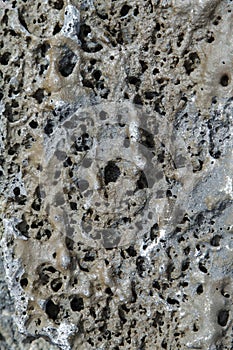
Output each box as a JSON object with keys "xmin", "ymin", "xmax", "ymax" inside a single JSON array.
[{"xmin": 0, "ymin": 0, "xmax": 233, "ymax": 349}]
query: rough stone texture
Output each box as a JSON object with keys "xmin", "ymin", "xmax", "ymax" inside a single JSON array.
[{"xmin": 0, "ymin": 0, "xmax": 233, "ymax": 349}]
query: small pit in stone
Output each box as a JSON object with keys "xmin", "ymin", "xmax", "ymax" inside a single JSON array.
[
  {"xmin": 220, "ymin": 74, "xmax": 229, "ymax": 87},
  {"xmin": 45, "ymin": 299, "xmax": 60, "ymax": 320},
  {"xmin": 104, "ymin": 161, "xmax": 121, "ymax": 185},
  {"xmin": 75, "ymin": 133, "xmax": 92, "ymax": 152},
  {"xmin": 58, "ymin": 47, "xmax": 77, "ymax": 77},
  {"xmin": 136, "ymin": 171, "xmax": 148, "ymax": 189},
  {"xmin": 32, "ymin": 89, "xmax": 44, "ymax": 104},
  {"xmin": 217, "ymin": 309, "xmax": 229, "ymax": 327},
  {"xmin": 210, "ymin": 234, "xmax": 221, "ymax": 246},
  {"xmin": 196, "ymin": 284, "xmax": 203, "ymax": 295},
  {"xmin": 120, "ymin": 4, "xmax": 131, "ymax": 17},
  {"xmin": 51, "ymin": 278, "xmax": 63, "ymax": 292},
  {"xmin": 70, "ymin": 296, "xmax": 84, "ymax": 312},
  {"xmin": 20, "ymin": 277, "xmax": 28, "ymax": 289}
]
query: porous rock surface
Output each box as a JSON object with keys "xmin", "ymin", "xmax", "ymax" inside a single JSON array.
[{"xmin": 0, "ymin": 0, "xmax": 233, "ymax": 349}]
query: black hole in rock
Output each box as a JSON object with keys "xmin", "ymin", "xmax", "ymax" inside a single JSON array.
[
  {"xmin": 136, "ymin": 256, "xmax": 146, "ymax": 276},
  {"xmin": 220, "ymin": 74, "xmax": 229, "ymax": 87},
  {"xmin": 167, "ymin": 297, "xmax": 179, "ymax": 305},
  {"xmin": 45, "ymin": 299, "xmax": 60, "ymax": 320},
  {"xmin": 139, "ymin": 60, "xmax": 148, "ymax": 73},
  {"xmin": 184, "ymin": 52, "xmax": 200, "ymax": 75},
  {"xmin": 44, "ymin": 119, "xmax": 54, "ymax": 135},
  {"xmin": 120, "ymin": 4, "xmax": 131, "ymax": 17},
  {"xmin": 150, "ymin": 223, "xmax": 158, "ymax": 241},
  {"xmin": 45, "ymin": 229, "xmax": 52, "ymax": 239},
  {"xmin": 181, "ymin": 259, "xmax": 189, "ymax": 271},
  {"xmin": 8, "ymin": 143, "xmax": 19, "ymax": 155},
  {"xmin": 145, "ymin": 91, "xmax": 158, "ymax": 100},
  {"xmin": 105, "ymin": 287, "xmax": 113, "ymax": 296},
  {"xmin": 0, "ymin": 332, "xmax": 5, "ymax": 341},
  {"xmin": 221, "ymin": 289, "xmax": 230, "ymax": 298},
  {"xmin": 207, "ymin": 34, "xmax": 215, "ymax": 43},
  {"xmin": 217, "ymin": 309, "xmax": 229, "ymax": 327},
  {"xmin": 177, "ymin": 32, "xmax": 184, "ymax": 47},
  {"xmin": 1, "ymin": 12, "xmax": 8, "ymax": 26},
  {"xmin": 29, "ymin": 120, "xmax": 38, "ymax": 129},
  {"xmin": 70, "ymin": 296, "xmax": 84, "ymax": 312},
  {"xmin": 92, "ymin": 69, "xmax": 101, "ymax": 81},
  {"xmin": 79, "ymin": 23, "xmax": 91, "ymax": 40},
  {"xmin": 133, "ymin": 94, "xmax": 143, "ymax": 105},
  {"xmin": 32, "ymin": 89, "xmax": 44, "ymax": 104},
  {"xmin": 66, "ymin": 236, "xmax": 74, "ymax": 250},
  {"xmin": 118, "ymin": 307, "xmax": 127, "ymax": 324},
  {"xmin": 134, "ymin": 6, "xmax": 139, "ymax": 16},
  {"xmin": 11, "ymin": 100, "xmax": 19, "ymax": 108},
  {"xmin": 44, "ymin": 266, "xmax": 56, "ymax": 273},
  {"xmin": 100, "ymin": 88, "xmax": 109, "ymax": 99},
  {"xmin": 153, "ymin": 68, "xmax": 159, "ymax": 75},
  {"xmin": 63, "ymin": 156, "xmax": 72, "ymax": 168},
  {"xmin": 210, "ymin": 234, "xmax": 221, "ymax": 246},
  {"xmin": 139, "ymin": 127, "xmax": 155, "ymax": 148},
  {"xmin": 84, "ymin": 252, "xmax": 95, "ymax": 261},
  {"xmin": 20, "ymin": 278, "xmax": 28, "ymax": 288},
  {"xmin": 70, "ymin": 202, "xmax": 77, "ymax": 210},
  {"xmin": 39, "ymin": 42, "xmax": 50, "ymax": 57},
  {"xmin": 196, "ymin": 284, "xmax": 203, "ymax": 295},
  {"xmin": 82, "ymin": 78, "xmax": 94, "ymax": 89},
  {"xmin": 152, "ymin": 280, "xmax": 160, "ymax": 290},
  {"xmin": 51, "ymin": 278, "xmax": 63, "ymax": 292},
  {"xmin": 130, "ymin": 281, "xmax": 137, "ymax": 303},
  {"xmin": 90, "ymin": 58, "xmax": 96, "ymax": 65},
  {"xmin": 16, "ymin": 216, "xmax": 29, "ymax": 238},
  {"xmin": 193, "ymin": 323, "xmax": 198, "ymax": 332},
  {"xmin": 75, "ymin": 133, "xmax": 92, "ymax": 152},
  {"xmin": 104, "ymin": 161, "xmax": 121, "ymax": 185},
  {"xmin": 8, "ymin": 29, "xmax": 18, "ymax": 37},
  {"xmin": 122, "ymin": 217, "xmax": 131, "ymax": 224},
  {"xmin": 58, "ymin": 48, "xmax": 77, "ymax": 77},
  {"xmin": 13, "ymin": 187, "xmax": 20, "ymax": 196},
  {"xmin": 0, "ymin": 52, "xmax": 11, "ymax": 65},
  {"xmin": 128, "ymin": 76, "xmax": 141, "ymax": 86},
  {"xmin": 198, "ymin": 262, "xmax": 207, "ymax": 273},
  {"xmin": 212, "ymin": 150, "xmax": 221, "ymax": 159},
  {"xmin": 126, "ymin": 245, "xmax": 137, "ymax": 257},
  {"xmin": 137, "ymin": 171, "xmax": 148, "ymax": 189},
  {"xmin": 53, "ymin": 23, "xmax": 61, "ymax": 35},
  {"xmin": 31, "ymin": 199, "xmax": 41, "ymax": 211}
]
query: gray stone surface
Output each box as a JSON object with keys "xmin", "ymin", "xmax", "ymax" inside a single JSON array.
[{"xmin": 0, "ymin": 0, "xmax": 233, "ymax": 349}]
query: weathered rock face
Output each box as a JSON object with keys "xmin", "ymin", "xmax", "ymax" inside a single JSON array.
[{"xmin": 0, "ymin": 0, "xmax": 233, "ymax": 349}]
